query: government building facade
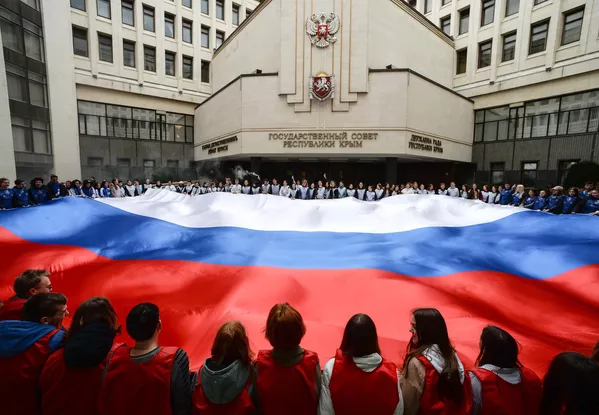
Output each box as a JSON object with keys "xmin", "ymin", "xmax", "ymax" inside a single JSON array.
[{"xmin": 0, "ymin": 0, "xmax": 597, "ymax": 188}]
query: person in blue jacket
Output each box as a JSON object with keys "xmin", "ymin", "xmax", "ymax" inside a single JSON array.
[
  {"xmin": 12, "ymin": 179, "xmax": 29, "ymax": 208},
  {"xmin": 523, "ymin": 189, "xmax": 537, "ymax": 209},
  {"xmin": 1, "ymin": 177, "xmax": 14, "ymax": 210},
  {"xmin": 499, "ymin": 183, "xmax": 514, "ymax": 205},
  {"xmin": 28, "ymin": 177, "xmax": 50, "ymax": 205},
  {"xmin": 47, "ymin": 175, "xmax": 66, "ymax": 199},
  {"xmin": 544, "ymin": 186, "xmax": 565, "ymax": 214},
  {"xmin": 533, "ymin": 190, "xmax": 549, "ymax": 211},
  {"xmin": 562, "ymin": 187, "xmax": 582, "ymax": 214},
  {"xmin": 579, "ymin": 182, "xmax": 594, "ymax": 199},
  {"xmin": 82, "ymin": 180, "xmax": 94, "ymax": 198},
  {"xmin": 510, "ymin": 184, "xmax": 526, "ymax": 207},
  {"xmin": 582, "ymin": 189, "xmax": 599, "ymax": 215},
  {"xmin": 100, "ymin": 181, "xmax": 112, "ymax": 198}
]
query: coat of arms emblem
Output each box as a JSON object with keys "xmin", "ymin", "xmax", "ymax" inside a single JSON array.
[
  {"xmin": 310, "ymin": 72, "xmax": 334, "ymax": 101},
  {"xmin": 306, "ymin": 13, "xmax": 340, "ymax": 48}
]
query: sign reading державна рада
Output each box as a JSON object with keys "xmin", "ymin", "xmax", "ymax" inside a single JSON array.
[
  {"xmin": 269, "ymin": 132, "xmax": 378, "ymax": 148},
  {"xmin": 408, "ymin": 134, "xmax": 443, "ymax": 153}
]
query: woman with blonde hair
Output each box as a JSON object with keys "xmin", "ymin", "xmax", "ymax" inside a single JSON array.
[
  {"xmin": 511, "ymin": 184, "xmax": 526, "ymax": 207},
  {"xmin": 193, "ymin": 321, "xmax": 257, "ymax": 414}
]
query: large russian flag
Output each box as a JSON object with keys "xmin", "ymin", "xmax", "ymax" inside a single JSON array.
[{"xmin": 1, "ymin": 190, "xmax": 598, "ymax": 374}]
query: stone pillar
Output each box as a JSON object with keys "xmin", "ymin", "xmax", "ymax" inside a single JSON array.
[
  {"xmin": 385, "ymin": 157, "xmax": 398, "ymax": 184},
  {"xmin": 0, "ymin": 30, "xmax": 17, "ymax": 182}
]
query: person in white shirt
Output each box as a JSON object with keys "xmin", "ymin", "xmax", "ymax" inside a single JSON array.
[
  {"xmin": 437, "ymin": 183, "xmax": 448, "ymax": 196},
  {"xmin": 230, "ymin": 178, "xmax": 242, "ymax": 194},
  {"xmin": 279, "ymin": 180, "xmax": 291, "ymax": 197},
  {"xmin": 417, "ymin": 184, "xmax": 428, "ymax": 195},
  {"xmin": 480, "ymin": 185, "xmax": 491, "ymax": 203},
  {"xmin": 401, "ymin": 183, "xmax": 415, "ymax": 195},
  {"xmin": 447, "ymin": 182, "xmax": 459, "ymax": 197}
]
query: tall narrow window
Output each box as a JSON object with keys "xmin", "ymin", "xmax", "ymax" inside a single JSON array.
[
  {"xmin": 459, "ymin": 7, "xmax": 469, "ymax": 35},
  {"xmin": 122, "ymin": 0, "xmax": 134, "ymax": 26},
  {"xmin": 478, "ymin": 40, "xmax": 492, "ymax": 68},
  {"xmin": 98, "ymin": 33, "xmax": 113, "ymax": 62},
  {"xmin": 216, "ymin": 31, "xmax": 224, "ymax": 49},
  {"xmin": 502, "ymin": 31, "xmax": 516, "ymax": 62},
  {"xmin": 201, "ymin": 60, "xmax": 210, "ymax": 83},
  {"xmin": 562, "ymin": 7, "xmax": 584, "ymax": 46},
  {"xmin": 144, "ymin": 45, "xmax": 156, "ymax": 72},
  {"xmin": 529, "ymin": 20, "xmax": 549, "ymax": 54},
  {"xmin": 97, "ymin": 0, "xmax": 111, "ymax": 18},
  {"xmin": 72, "ymin": 26, "xmax": 88, "ymax": 57},
  {"xmin": 183, "ymin": 56, "xmax": 193, "ymax": 79},
  {"xmin": 123, "ymin": 40, "xmax": 135, "ymax": 67},
  {"xmin": 201, "ymin": 0, "xmax": 209, "ymax": 14},
  {"xmin": 490, "ymin": 162, "xmax": 505, "ymax": 185},
  {"xmin": 505, "ymin": 0, "xmax": 519, "ymax": 16},
  {"xmin": 143, "ymin": 5, "xmax": 155, "ymax": 32},
  {"xmin": 440, "ymin": 16, "xmax": 451, "ymax": 36},
  {"xmin": 216, "ymin": 0, "xmax": 224, "ymax": 20},
  {"xmin": 183, "ymin": 0, "xmax": 191, "ymax": 8},
  {"xmin": 165, "ymin": 51, "xmax": 175, "ymax": 76},
  {"xmin": 201, "ymin": 25, "xmax": 210, "ymax": 48},
  {"xmin": 182, "ymin": 19, "xmax": 192, "ymax": 44},
  {"xmin": 481, "ymin": 0, "xmax": 495, "ymax": 26},
  {"xmin": 521, "ymin": 162, "xmax": 538, "ymax": 188},
  {"xmin": 424, "ymin": 0, "xmax": 431, "ymax": 13},
  {"xmin": 232, "ymin": 4, "xmax": 240, "ymax": 25},
  {"xmin": 456, "ymin": 48, "xmax": 467, "ymax": 74},
  {"xmin": 164, "ymin": 13, "xmax": 175, "ymax": 38},
  {"xmin": 71, "ymin": 0, "xmax": 85, "ymax": 11}
]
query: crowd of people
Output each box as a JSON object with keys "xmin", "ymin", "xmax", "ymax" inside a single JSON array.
[
  {"xmin": 1, "ymin": 174, "xmax": 599, "ymax": 215},
  {"xmin": 1, "ymin": 269, "xmax": 598, "ymax": 415}
]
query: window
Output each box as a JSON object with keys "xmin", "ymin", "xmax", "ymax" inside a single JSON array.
[
  {"xmin": 117, "ymin": 158, "xmax": 131, "ymax": 167},
  {"xmin": 183, "ymin": 0, "xmax": 191, "ymax": 8},
  {"xmin": 201, "ymin": 60, "xmax": 210, "ymax": 83},
  {"xmin": 459, "ymin": 8, "xmax": 469, "ymax": 35},
  {"xmin": 98, "ymin": 33, "xmax": 113, "ymax": 62},
  {"xmin": 440, "ymin": 16, "xmax": 451, "ymax": 36},
  {"xmin": 201, "ymin": 25, "xmax": 210, "ymax": 48},
  {"xmin": 490, "ymin": 163, "xmax": 505, "ymax": 185},
  {"xmin": 97, "ymin": 0, "xmax": 111, "ymax": 18},
  {"xmin": 442, "ymin": 0, "xmax": 450, "ymax": 5},
  {"xmin": 71, "ymin": 0, "xmax": 85, "ymax": 11},
  {"xmin": 533, "ymin": 0, "xmax": 547, "ymax": 5},
  {"xmin": 456, "ymin": 48, "xmax": 467, "ymax": 74},
  {"xmin": 232, "ymin": 4, "xmax": 240, "ymax": 25},
  {"xmin": 143, "ymin": 5, "xmax": 155, "ymax": 32},
  {"xmin": 201, "ymin": 0, "xmax": 209, "ymax": 14},
  {"xmin": 558, "ymin": 160, "xmax": 578, "ymax": 185},
  {"xmin": 29, "ymin": 81, "xmax": 46, "ymax": 107},
  {"xmin": 481, "ymin": 0, "xmax": 495, "ymax": 26},
  {"xmin": 183, "ymin": 56, "xmax": 193, "ymax": 79},
  {"xmin": 165, "ymin": 13, "xmax": 175, "ymax": 38},
  {"xmin": 216, "ymin": 0, "xmax": 224, "ymax": 20},
  {"xmin": 144, "ymin": 45, "xmax": 156, "ymax": 72},
  {"xmin": 562, "ymin": 8, "xmax": 584, "ymax": 46},
  {"xmin": 165, "ymin": 51, "xmax": 175, "ymax": 76},
  {"xmin": 502, "ymin": 31, "xmax": 516, "ymax": 62},
  {"xmin": 529, "ymin": 20, "xmax": 549, "ymax": 55},
  {"xmin": 122, "ymin": 0, "xmax": 134, "ymax": 26},
  {"xmin": 521, "ymin": 162, "xmax": 538, "ymax": 188},
  {"xmin": 182, "ymin": 19, "xmax": 192, "ymax": 43},
  {"xmin": 88, "ymin": 157, "xmax": 103, "ymax": 166},
  {"xmin": 505, "ymin": 0, "xmax": 519, "ymax": 16},
  {"xmin": 478, "ymin": 40, "xmax": 492, "ymax": 68},
  {"xmin": 216, "ymin": 31, "xmax": 224, "ymax": 49},
  {"xmin": 246, "ymin": 8, "xmax": 253, "ymax": 18},
  {"xmin": 1, "ymin": 18, "xmax": 23, "ymax": 53},
  {"xmin": 72, "ymin": 26, "xmax": 88, "ymax": 57},
  {"xmin": 24, "ymin": 31, "xmax": 44, "ymax": 62},
  {"xmin": 144, "ymin": 160, "xmax": 155, "ymax": 167},
  {"xmin": 424, "ymin": 0, "xmax": 431, "ymax": 14},
  {"xmin": 123, "ymin": 40, "xmax": 135, "ymax": 67},
  {"xmin": 7, "ymin": 73, "xmax": 27, "ymax": 102}
]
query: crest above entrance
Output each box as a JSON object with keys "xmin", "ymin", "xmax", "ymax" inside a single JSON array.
[
  {"xmin": 310, "ymin": 72, "xmax": 334, "ymax": 101},
  {"xmin": 306, "ymin": 12, "xmax": 340, "ymax": 48}
]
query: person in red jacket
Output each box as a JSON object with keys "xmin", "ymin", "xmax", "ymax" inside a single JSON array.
[
  {"xmin": 0, "ymin": 292, "xmax": 68, "ymax": 415},
  {"xmin": 256, "ymin": 303, "xmax": 321, "ymax": 415},
  {"xmin": 40, "ymin": 297, "xmax": 123, "ymax": 415},
  {"xmin": 319, "ymin": 313, "xmax": 402, "ymax": 415},
  {"xmin": 401, "ymin": 308, "xmax": 472, "ymax": 415},
  {"xmin": 0, "ymin": 269, "xmax": 52, "ymax": 321},
  {"xmin": 468, "ymin": 326, "xmax": 541, "ymax": 415},
  {"xmin": 192, "ymin": 320, "xmax": 257, "ymax": 414},
  {"xmin": 98, "ymin": 302, "xmax": 192, "ymax": 415}
]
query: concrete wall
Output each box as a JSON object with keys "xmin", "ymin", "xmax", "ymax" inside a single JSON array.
[{"xmin": 0, "ymin": 30, "xmax": 16, "ymax": 182}]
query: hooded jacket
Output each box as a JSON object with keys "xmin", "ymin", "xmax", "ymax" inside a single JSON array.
[
  {"xmin": 197, "ymin": 358, "xmax": 256, "ymax": 406},
  {"xmin": 0, "ymin": 296, "xmax": 27, "ymax": 321},
  {"xmin": 0, "ymin": 320, "xmax": 65, "ymax": 357}
]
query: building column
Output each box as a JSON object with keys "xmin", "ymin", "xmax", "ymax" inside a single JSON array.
[
  {"xmin": 385, "ymin": 157, "xmax": 398, "ymax": 184},
  {"xmin": 250, "ymin": 157, "xmax": 262, "ymax": 176},
  {"xmin": 41, "ymin": 0, "xmax": 82, "ymax": 180},
  {"xmin": 0, "ymin": 30, "xmax": 17, "ymax": 182}
]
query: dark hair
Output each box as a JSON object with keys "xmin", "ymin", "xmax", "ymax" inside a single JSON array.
[
  {"xmin": 402, "ymin": 308, "xmax": 463, "ymax": 404},
  {"xmin": 126, "ymin": 303, "xmax": 160, "ymax": 342},
  {"xmin": 264, "ymin": 303, "xmax": 306, "ymax": 350},
  {"xmin": 592, "ymin": 342, "xmax": 599, "ymax": 363},
  {"xmin": 68, "ymin": 297, "xmax": 119, "ymax": 340},
  {"xmin": 540, "ymin": 352, "xmax": 599, "ymax": 415},
  {"xmin": 211, "ymin": 321, "xmax": 253, "ymax": 367},
  {"xmin": 475, "ymin": 326, "xmax": 520, "ymax": 368},
  {"xmin": 15, "ymin": 179, "xmax": 24, "ymax": 185},
  {"xmin": 339, "ymin": 314, "xmax": 381, "ymax": 357},
  {"xmin": 13, "ymin": 269, "xmax": 50, "ymax": 298},
  {"xmin": 21, "ymin": 292, "xmax": 67, "ymax": 322}
]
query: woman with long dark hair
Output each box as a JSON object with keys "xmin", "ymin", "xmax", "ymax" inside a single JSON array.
[
  {"xmin": 401, "ymin": 308, "xmax": 470, "ymax": 415},
  {"xmin": 319, "ymin": 313, "xmax": 402, "ymax": 415},
  {"xmin": 193, "ymin": 321, "xmax": 257, "ymax": 414},
  {"xmin": 40, "ymin": 297, "xmax": 122, "ymax": 415},
  {"xmin": 469, "ymin": 326, "xmax": 541, "ymax": 415},
  {"xmin": 540, "ymin": 352, "xmax": 599, "ymax": 415}
]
